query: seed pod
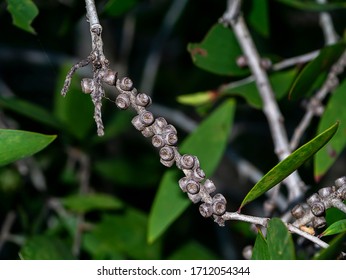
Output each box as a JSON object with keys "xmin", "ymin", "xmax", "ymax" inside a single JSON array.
[
  {"xmin": 199, "ymin": 203, "xmax": 213, "ymax": 217},
  {"xmin": 335, "ymin": 176, "xmax": 346, "ymax": 188},
  {"xmin": 212, "ymin": 200, "xmax": 226, "ymax": 215},
  {"xmin": 307, "ymin": 193, "xmax": 321, "ymax": 207},
  {"xmin": 178, "ymin": 177, "xmax": 188, "ymax": 192},
  {"xmin": 180, "ymin": 154, "xmax": 196, "ymax": 170},
  {"xmin": 337, "ymin": 187, "xmax": 346, "ymax": 200},
  {"xmin": 212, "ymin": 193, "xmax": 227, "ymax": 215},
  {"xmin": 115, "ymin": 93, "xmax": 130, "ymax": 110},
  {"xmin": 139, "ymin": 111, "xmax": 154, "ymax": 126},
  {"xmin": 193, "ymin": 168, "xmax": 205, "ymax": 181},
  {"xmin": 318, "ymin": 187, "xmax": 333, "ymax": 198},
  {"xmin": 103, "ymin": 69, "xmax": 117, "ymax": 85},
  {"xmin": 141, "ymin": 127, "xmax": 154, "ymax": 138},
  {"xmin": 312, "ymin": 216, "xmax": 326, "ymax": 229},
  {"xmin": 159, "ymin": 146, "xmax": 175, "ymax": 167},
  {"xmin": 119, "ymin": 77, "xmax": 133, "ymax": 91},
  {"xmin": 188, "ymin": 192, "xmax": 201, "ymax": 204},
  {"xmin": 152, "ymin": 134, "xmax": 165, "ymax": 148},
  {"xmin": 136, "ymin": 93, "xmax": 152, "ymax": 107},
  {"xmin": 186, "ymin": 180, "xmax": 200, "ymax": 195},
  {"xmin": 131, "ymin": 115, "xmax": 144, "ymax": 131},
  {"xmin": 163, "ymin": 132, "xmax": 178, "ymax": 146},
  {"xmin": 150, "ymin": 117, "xmax": 167, "ymax": 134},
  {"xmin": 291, "ymin": 204, "xmax": 305, "ymax": 219},
  {"xmin": 81, "ymin": 78, "xmax": 94, "ymax": 94},
  {"xmin": 204, "ymin": 179, "xmax": 216, "ymax": 194},
  {"xmin": 311, "ymin": 201, "xmax": 325, "ymax": 217},
  {"xmin": 213, "ymin": 215, "xmax": 225, "ymax": 226}
]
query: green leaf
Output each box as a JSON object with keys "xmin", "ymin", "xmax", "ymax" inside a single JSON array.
[
  {"xmin": 177, "ymin": 91, "xmax": 216, "ymax": 106},
  {"xmin": 188, "ymin": 24, "xmax": 249, "ymax": 76},
  {"xmin": 148, "ymin": 99, "xmax": 236, "ymax": 243},
  {"xmin": 314, "ymin": 79, "xmax": 346, "ymax": 180},
  {"xmin": 251, "ymin": 229, "xmax": 270, "ymax": 260},
  {"xmin": 54, "ymin": 64, "xmax": 95, "ymax": 140},
  {"xmin": 103, "ymin": 0, "xmax": 138, "ymax": 17},
  {"xmin": 20, "ymin": 236, "xmax": 75, "ymax": 260},
  {"xmin": 239, "ymin": 122, "xmax": 338, "ymax": 210},
  {"xmin": 320, "ymin": 219, "xmax": 346, "ymax": 237},
  {"xmin": 222, "ymin": 68, "xmax": 297, "ymax": 109},
  {"xmin": 267, "ymin": 218, "xmax": 295, "ymax": 260},
  {"xmin": 0, "ymin": 96, "xmax": 61, "ymax": 129},
  {"xmin": 61, "ymin": 193, "xmax": 123, "ymax": 213},
  {"xmin": 276, "ymin": 0, "xmax": 346, "ymax": 11},
  {"xmin": 83, "ymin": 209, "xmax": 161, "ymax": 260},
  {"xmin": 289, "ymin": 42, "xmax": 346, "ymax": 100},
  {"xmin": 6, "ymin": 0, "xmax": 38, "ymax": 34},
  {"xmin": 168, "ymin": 240, "xmax": 219, "ymax": 260},
  {"xmin": 248, "ymin": 0, "xmax": 269, "ymax": 37},
  {"xmin": 0, "ymin": 129, "xmax": 56, "ymax": 167},
  {"xmin": 314, "ymin": 232, "xmax": 346, "ymax": 260}
]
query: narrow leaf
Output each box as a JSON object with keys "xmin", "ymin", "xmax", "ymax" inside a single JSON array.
[
  {"xmin": 289, "ymin": 42, "xmax": 346, "ymax": 100},
  {"xmin": 61, "ymin": 193, "xmax": 123, "ymax": 213},
  {"xmin": 6, "ymin": 0, "xmax": 38, "ymax": 34},
  {"xmin": 188, "ymin": 24, "xmax": 249, "ymax": 76},
  {"xmin": 248, "ymin": 0, "xmax": 269, "ymax": 37},
  {"xmin": 267, "ymin": 218, "xmax": 295, "ymax": 260},
  {"xmin": 251, "ymin": 229, "xmax": 270, "ymax": 260},
  {"xmin": 0, "ymin": 129, "xmax": 56, "ymax": 167},
  {"xmin": 148, "ymin": 100, "xmax": 236, "ymax": 243},
  {"xmin": 177, "ymin": 91, "xmax": 216, "ymax": 106},
  {"xmin": 320, "ymin": 219, "xmax": 346, "ymax": 237},
  {"xmin": 314, "ymin": 232, "xmax": 346, "ymax": 260},
  {"xmin": 239, "ymin": 122, "xmax": 338, "ymax": 210},
  {"xmin": 314, "ymin": 79, "xmax": 346, "ymax": 180}
]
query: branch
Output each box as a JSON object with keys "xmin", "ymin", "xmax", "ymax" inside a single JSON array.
[
  {"xmin": 220, "ymin": 0, "xmax": 304, "ymax": 202},
  {"xmin": 316, "ymin": 0, "xmax": 339, "ymax": 45}
]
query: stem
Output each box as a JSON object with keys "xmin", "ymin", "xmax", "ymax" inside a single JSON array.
[{"xmin": 222, "ymin": 0, "xmax": 304, "ymax": 202}]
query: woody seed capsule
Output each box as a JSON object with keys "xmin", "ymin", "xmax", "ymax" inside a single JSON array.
[
  {"xmin": 136, "ymin": 93, "xmax": 152, "ymax": 107},
  {"xmin": 103, "ymin": 69, "xmax": 117, "ymax": 85},
  {"xmin": 180, "ymin": 154, "xmax": 195, "ymax": 170},
  {"xmin": 291, "ymin": 204, "xmax": 305, "ymax": 219},
  {"xmin": 119, "ymin": 77, "xmax": 133, "ymax": 91},
  {"xmin": 311, "ymin": 201, "xmax": 325, "ymax": 217},
  {"xmin": 159, "ymin": 146, "xmax": 175, "ymax": 161},
  {"xmin": 335, "ymin": 176, "xmax": 346, "ymax": 188},
  {"xmin": 186, "ymin": 180, "xmax": 200, "ymax": 195},
  {"xmin": 312, "ymin": 216, "xmax": 326, "ymax": 229},
  {"xmin": 152, "ymin": 134, "xmax": 165, "ymax": 148},
  {"xmin": 115, "ymin": 93, "xmax": 130, "ymax": 109},
  {"xmin": 212, "ymin": 200, "xmax": 226, "ymax": 215},
  {"xmin": 81, "ymin": 78, "xmax": 94, "ymax": 94},
  {"xmin": 199, "ymin": 203, "xmax": 213, "ymax": 217}
]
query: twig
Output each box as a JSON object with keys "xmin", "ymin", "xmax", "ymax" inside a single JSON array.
[
  {"xmin": 316, "ymin": 0, "xmax": 339, "ymax": 45},
  {"xmin": 220, "ymin": 0, "xmax": 304, "ymax": 202},
  {"xmin": 290, "ymin": 50, "xmax": 346, "ymax": 150}
]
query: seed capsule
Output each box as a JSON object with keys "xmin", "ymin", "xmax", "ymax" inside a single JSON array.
[
  {"xmin": 186, "ymin": 180, "xmax": 200, "ymax": 195},
  {"xmin": 335, "ymin": 176, "xmax": 346, "ymax": 188},
  {"xmin": 187, "ymin": 192, "xmax": 202, "ymax": 204},
  {"xmin": 311, "ymin": 202, "xmax": 325, "ymax": 217},
  {"xmin": 204, "ymin": 179, "xmax": 216, "ymax": 194},
  {"xmin": 115, "ymin": 93, "xmax": 130, "ymax": 109},
  {"xmin": 193, "ymin": 168, "xmax": 205, "ymax": 181},
  {"xmin": 119, "ymin": 77, "xmax": 133, "ymax": 91},
  {"xmin": 307, "ymin": 193, "xmax": 321, "ymax": 207},
  {"xmin": 212, "ymin": 201, "xmax": 226, "ymax": 215},
  {"xmin": 150, "ymin": 117, "xmax": 167, "ymax": 134},
  {"xmin": 318, "ymin": 187, "xmax": 333, "ymax": 198},
  {"xmin": 291, "ymin": 204, "xmax": 305, "ymax": 219},
  {"xmin": 312, "ymin": 216, "xmax": 326, "ymax": 229},
  {"xmin": 178, "ymin": 177, "xmax": 188, "ymax": 192},
  {"xmin": 152, "ymin": 134, "xmax": 165, "ymax": 148},
  {"xmin": 180, "ymin": 154, "xmax": 195, "ymax": 170},
  {"xmin": 159, "ymin": 146, "xmax": 175, "ymax": 161},
  {"xmin": 199, "ymin": 203, "xmax": 213, "ymax": 217},
  {"xmin": 103, "ymin": 69, "xmax": 117, "ymax": 85},
  {"xmin": 136, "ymin": 93, "xmax": 152, "ymax": 107}
]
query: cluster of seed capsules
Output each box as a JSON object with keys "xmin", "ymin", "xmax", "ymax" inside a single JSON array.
[
  {"xmin": 93, "ymin": 74, "xmax": 229, "ymax": 226},
  {"xmin": 291, "ymin": 176, "xmax": 346, "ymax": 233}
]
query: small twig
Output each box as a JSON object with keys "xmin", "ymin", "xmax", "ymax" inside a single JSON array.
[
  {"xmin": 316, "ymin": 0, "xmax": 339, "ymax": 45},
  {"xmin": 290, "ymin": 50, "xmax": 346, "ymax": 150}
]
